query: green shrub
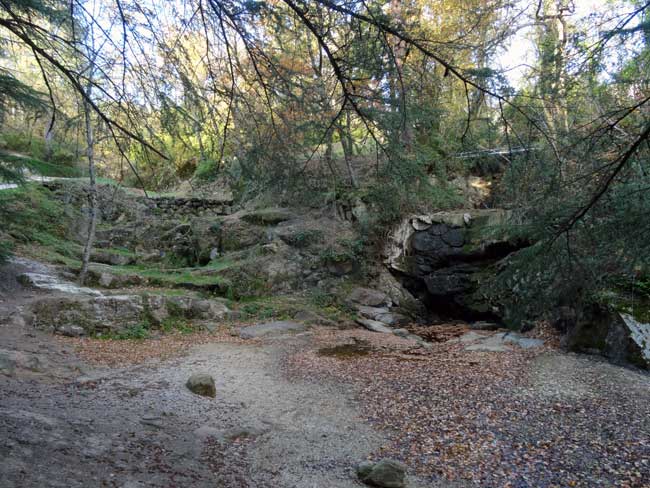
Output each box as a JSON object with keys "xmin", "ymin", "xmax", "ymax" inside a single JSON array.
[
  {"xmin": 284, "ymin": 229, "xmax": 324, "ymax": 248},
  {"xmin": 193, "ymin": 158, "xmax": 219, "ymax": 181},
  {"xmin": 160, "ymin": 316, "xmax": 195, "ymax": 334},
  {"xmin": 1, "ymin": 131, "xmax": 80, "ymax": 168},
  {"xmin": 113, "ymin": 323, "xmax": 151, "ymax": 340},
  {"xmin": 309, "ymin": 288, "xmax": 335, "ymax": 308},
  {"xmin": 0, "ymin": 240, "xmax": 13, "ymax": 263}
]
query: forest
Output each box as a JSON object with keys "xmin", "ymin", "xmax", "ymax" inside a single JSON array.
[{"xmin": 1, "ymin": 1, "xmax": 650, "ymax": 487}]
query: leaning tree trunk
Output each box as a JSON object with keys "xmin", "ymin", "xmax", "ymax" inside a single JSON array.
[{"xmin": 78, "ymin": 86, "xmax": 96, "ymax": 285}]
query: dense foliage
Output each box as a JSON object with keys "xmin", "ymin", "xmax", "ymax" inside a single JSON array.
[{"xmin": 1, "ymin": 0, "xmax": 649, "ymax": 311}]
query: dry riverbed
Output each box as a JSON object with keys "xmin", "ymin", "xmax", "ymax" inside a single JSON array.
[{"xmin": 1, "ymin": 299, "xmax": 649, "ymax": 487}]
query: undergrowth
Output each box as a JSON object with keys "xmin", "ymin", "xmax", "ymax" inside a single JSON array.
[{"xmin": 0, "ymin": 183, "xmax": 80, "ymax": 262}]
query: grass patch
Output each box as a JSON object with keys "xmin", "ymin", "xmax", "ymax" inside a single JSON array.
[
  {"xmin": 106, "ymin": 263, "xmax": 231, "ymax": 291},
  {"xmin": 0, "ymin": 150, "xmax": 84, "ymax": 178},
  {"xmin": 233, "ymin": 293, "xmax": 352, "ymax": 324}
]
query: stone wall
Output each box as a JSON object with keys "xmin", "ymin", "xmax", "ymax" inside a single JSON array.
[{"xmin": 142, "ymin": 196, "xmax": 232, "ymax": 218}]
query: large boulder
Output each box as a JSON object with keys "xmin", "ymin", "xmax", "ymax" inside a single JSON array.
[
  {"xmin": 192, "ymin": 216, "xmax": 267, "ymax": 257},
  {"xmin": 162, "ymin": 296, "xmax": 230, "ymax": 321},
  {"xmin": 88, "ymin": 270, "xmax": 143, "ymax": 289},
  {"xmin": 563, "ymin": 306, "xmax": 650, "ymax": 369},
  {"xmin": 0, "ymin": 349, "xmax": 44, "ymax": 376}
]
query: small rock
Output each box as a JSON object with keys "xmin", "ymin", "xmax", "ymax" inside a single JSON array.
[
  {"xmin": 261, "ymin": 242, "xmax": 279, "ymax": 254},
  {"xmin": 357, "ymin": 459, "xmax": 407, "ymax": 488},
  {"xmin": 357, "ymin": 462, "xmax": 375, "ymax": 480},
  {"xmin": 349, "ymin": 287, "xmax": 391, "ymax": 307},
  {"xmin": 469, "ymin": 321, "xmax": 501, "ymax": 331},
  {"xmin": 97, "ymin": 272, "xmax": 115, "ymax": 288},
  {"xmin": 356, "ymin": 318, "xmax": 393, "ymax": 334},
  {"xmin": 56, "ymin": 325, "xmax": 86, "ymax": 337},
  {"xmin": 392, "ymin": 328, "xmax": 422, "ymax": 342},
  {"xmin": 293, "ymin": 310, "xmax": 338, "ymax": 327},
  {"xmin": 204, "ymin": 323, "xmax": 218, "ymax": 332},
  {"xmin": 140, "ymin": 417, "xmax": 164, "ymax": 429},
  {"xmin": 186, "ymin": 373, "xmax": 216, "ymax": 398},
  {"xmin": 355, "ymin": 305, "xmax": 390, "ymax": 320},
  {"xmin": 238, "ymin": 321, "xmax": 308, "ymax": 339},
  {"xmin": 503, "ymin": 333, "xmax": 544, "ymax": 349},
  {"xmin": 376, "ymin": 312, "xmax": 409, "ymax": 326},
  {"xmin": 462, "ymin": 331, "xmax": 544, "ymax": 352},
  {"xmin": 327, "ymin": 259, "xmax": 356, "ymax": 276}
]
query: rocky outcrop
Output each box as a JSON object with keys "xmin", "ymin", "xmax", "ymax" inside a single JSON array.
[
  {"xmin": 90, "ymin": 250, "xmax": 135, "ymax": 266},
  {"xmin": 348, "ymin": 287, "xmax": 412, "ymax": 329},
  {"xmin": 88, "ymin": 270, "xmax": 143, "ymax": 289},
  {"xmin": 385, "ymin": 210, "xmax": 522, "ymax": 321},
  {"xmin": 26, "ymin": 293, "xmax": 230, "ymax": 336},
  {"xmin": 28, "ymin": 294, "xmax": 145, "ymax": 335}
]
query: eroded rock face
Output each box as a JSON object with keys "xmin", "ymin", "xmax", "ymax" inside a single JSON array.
[{"xmin": 385, "ymin": 210, "xmax": 521, "ymax": 321}]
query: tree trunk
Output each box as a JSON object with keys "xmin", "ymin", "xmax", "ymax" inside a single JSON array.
[
  {"xmin": 44, "ymin": 112, "xmax": 55, "ymax": 162},
  {"xmin": 78, "ymin": 85, "xmax": 96, "ymax": 285},
  {"xmin": 338, "ymin": 112, "xmax": 357, "ymax": 188}
]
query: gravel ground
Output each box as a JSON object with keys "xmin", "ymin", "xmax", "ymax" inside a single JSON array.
[
  {"xmin": 286, "ymin": 328, "xmax": 650, "ymax": 488},
  {"xmin": 0, "ymin": 323, "xmax": 437, "ymax": 487}
]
